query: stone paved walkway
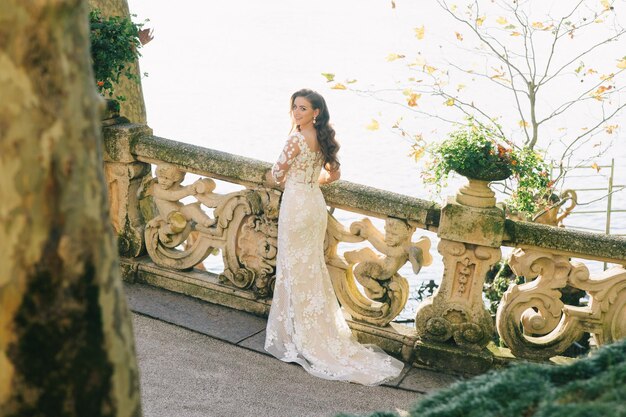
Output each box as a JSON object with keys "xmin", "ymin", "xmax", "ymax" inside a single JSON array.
[{"xmin": 126, "ymin": 282, "xmax": 460, "ymax": 417}]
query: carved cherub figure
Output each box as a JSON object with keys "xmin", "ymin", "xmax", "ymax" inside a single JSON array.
[
  {"xmin": 149, "ymin": 164, "xmax": 219, "ymax": 242},
  {"xmin": 344, "ymin": 217, "xmax": 432, "ymax": 300}
]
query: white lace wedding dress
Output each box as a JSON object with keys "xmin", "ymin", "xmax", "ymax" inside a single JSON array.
[{"xmin": 264, "ymin": 132, "xmax": 405, "ymax": 386}]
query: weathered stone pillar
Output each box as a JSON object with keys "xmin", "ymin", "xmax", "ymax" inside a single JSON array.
[
  {"xmin": 0, "ymin": 1, "xmax": 142, "ymax": 415},
  {"xmin": 415, "ymin": 181, "xmax": 505, "ymax": 350},
  {"xmin": 103, "ymin": 122, "xmax": 153, "ymax": 258}
]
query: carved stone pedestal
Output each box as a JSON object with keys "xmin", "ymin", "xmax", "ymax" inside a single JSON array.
[
  {"xmin": 103, "ymin": 123, "xmax": 153, "ymax": 257},
  {"xmin": 415, "ymin": 239, "xmax": 499, "ymax": 349},
  {"xmin": 415, "ymin": 191, "xmax": 505, "ymax": 350}
]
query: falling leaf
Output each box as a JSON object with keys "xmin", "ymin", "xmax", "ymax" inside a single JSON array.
[
  {"xmin": 617, "ymin": 58, "xmax": 626, "ymax": 69},
  {"xmin": 455, "ymin": 32, "xmax": 463, "ymax": 41},
  {"xmin": 476, "ymin": 16, "xmax": 485, "ymax": 26},
  {"xmin": 366, "ymin": 119, "xmax": 380, "ymax": 131},
  {"xmin": 321, "ymin": 73, "xmax": 335, "ymax": 82},
  {"xmin": 496, "ymin": 16, "xmax": 508, "ymax": 25},
  {"xmin": 407, "ymin": 93, "xmax": 422, "ymax": 107},
  {"xmin": 444, "ymin": 98, "xmax": 455, "ymax": 106},
  {"xmin": 591, "ymin": 162, "xmax": 601, "ymax": 172},
  {"xmin": 518, "ymin": 120, "xmax": 530, "ymax": 128},
  {"xmin": 414, "ymin": 25, "xmax": 425, "ymax": 40},
  {"xmin": 386, "ymin": 53, "xmax": 406, "ymax": 62},
  {"xmin": 531, "ymin": 21, "xmax": 544, "ymax": 29},
  {"xmin": 331, "ymin": 83, "xmax": 347, "ymax": 90},
  {"xmin": 409, "ymin": 144, "xmax": 425, "ymax": 162},
  {"xmin": 574, "ymin": 61, "xmax": 585, "ymax": 74},
  {"xmin": 605, "ymin": 124, "xmax": 618, "ymax": 134},
  {"xmin": 510, "ymin": 31, "xmax": 522, "ymax": 37}
]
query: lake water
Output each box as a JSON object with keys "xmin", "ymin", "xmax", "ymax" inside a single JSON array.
[{"xmin": 127, "ymin": 0, "xmax": 626, "ymax": 321}]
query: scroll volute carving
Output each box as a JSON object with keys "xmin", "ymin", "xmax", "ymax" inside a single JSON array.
[
  {"xmin": 219, "ymin": 189, "xmax": 280, "ymax": 297},
  {"xmin": 142, "ymin": 163, "xmax": 280, "ymax": 297},
  {"xmin": 325, "ymin": 215, "xmax": 432, "ymax": 327},
  {"xmin": 496, "ymin": 248, "xmax": 626, "ymax": 360}
]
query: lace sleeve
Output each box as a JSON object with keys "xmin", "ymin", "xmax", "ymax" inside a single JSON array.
[{"xmin": 271, "ymin": 135, "xmax": 301, "ymax": 184}]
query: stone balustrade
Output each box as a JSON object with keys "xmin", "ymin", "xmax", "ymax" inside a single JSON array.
[{"xmin": 103, "ymin": 121, "xmax": 626, "ymax": 374}]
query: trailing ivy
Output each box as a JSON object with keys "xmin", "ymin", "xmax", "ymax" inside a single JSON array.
[
  {"xmin": 89, "ymin": 9, "xmax": 144, "ymax": 103},
  {"xmin": 336, "ymin": 337, "xmax": 626, "ymax": 417}
]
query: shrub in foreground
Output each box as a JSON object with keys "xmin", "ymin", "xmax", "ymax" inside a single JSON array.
[{"xmin": 337, "ymin": 337, "xmax": 626, "ymax": 417}]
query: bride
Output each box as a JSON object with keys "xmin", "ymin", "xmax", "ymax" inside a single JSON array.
[{"xmin": 264, "ymin": 89, "xmax": 404, "ymax": 385}]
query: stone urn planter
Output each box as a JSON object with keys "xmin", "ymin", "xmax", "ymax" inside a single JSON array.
[{"xmin": 454, "ymin": 166, "xmax": 512, "ymax": 209}]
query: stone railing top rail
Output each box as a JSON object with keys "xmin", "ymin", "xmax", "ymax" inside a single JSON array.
[{"xmin": 103, "ymin": 123, "xmax": 626, "ymax": 264}]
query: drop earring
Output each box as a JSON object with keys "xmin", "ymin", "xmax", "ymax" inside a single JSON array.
[{"xmin": 313, "ymin": 116, "xmax": 317, "ymax": 124}]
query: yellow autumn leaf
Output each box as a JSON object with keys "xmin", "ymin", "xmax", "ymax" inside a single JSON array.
[
  {"xmin": 455, "ymin": 32, "xmax": 463, "ymax": 41},
  {"xmin": 444, "ymin": 98, "xmax": 455, "ymax": 106},
  {"xmin": 347, "ymin": 79, "xmax": 357, "ymax": 84},
  {"xmin": 601, "ymin": 0, "xmax": 611, "ymax": 11},
  {"xmin": 425, "ymin": 65, "xmax": 437, "ymax": 74},
  {"xmin": 414, "ymin": 25, "xmax": 425, "ymax": 40},
  {"xmin": 386, "ymin": 53, "xmax": 406, "ymax": 62},
  {"xmin": 331, "ymin": 83, "xmax": 347, "ymax": 90},
  {"xmin": 409, "ymin": 144, "xmax": 425, "ymax": 162},
  {"xmin": 587, "ymin": 68, "xmax": 598, "ymax": 75},
  {"xmin": 591, "ymin": 162, "xmax": 601, "ymax": 172},
  {"xmin": 518, "ymin": 120, "xmax": 530, "ymax": 128},
  {"xmin": 321, "ymin": 73, "xmax": 335, "ymax": 82},
  {"xmin": 407, "ymin": 93, "xmax": 422, "ymax": 107},
  {"xmin": 511, "ymin": 31, "xmax": 522, "ymax": 37},
  {"xmin": 605, "ymin": 124, "xmax": 618, "ymax": 134},
  {"xmin": 601, "ymin": 73, "xmax": 615, "ymax": 80},
  {"xmin": 531, "ymin": 21, "xmax": 544, "ymax": 29},
  {"xmin": 496, "ymin": 16, "xmax": 508, "ymax": 25},
  {"xmin": 617, "ymin": 58, "xmax": 626, "ymax": 69},
  {"xmin": 366, "ymin": 119, "xmax": 380, "ymax": 131},
  {"xmin": 595, "ymin": 18, "xmax": 604, "ymax": 23},
  {"xmin": 476, "ymin": 16, "xmax": 485, "ymax": 26},
  {"xmin": 456, "ymin": 84, "xmax": 466, "ymax": 91}
]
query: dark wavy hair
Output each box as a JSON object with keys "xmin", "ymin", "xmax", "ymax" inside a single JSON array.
[{"xmin": 290, "ymin": 89, "xmax": 340, "ymax": 172}]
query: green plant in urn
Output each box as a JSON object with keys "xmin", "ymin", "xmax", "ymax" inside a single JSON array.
[{"xmin": 424, "ymin": 120, "xmax": 552, "ymax": 216}]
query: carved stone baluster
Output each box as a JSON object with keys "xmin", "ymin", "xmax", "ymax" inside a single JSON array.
[
  {"xmin": 326, "ymin": 215, "xmax": 432, "ymax": 327},
  {"xmin": 497, "ymin": 248, "xmax": 626, "ymax": 359},
  {"xmin": 102, "ymin": 123, "xmax": 153, "ymax": 257}
]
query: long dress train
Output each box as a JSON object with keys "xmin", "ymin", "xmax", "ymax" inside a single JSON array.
[{"xmin": 264, "ymin": 132, "xmax": 404, "ymax": 386}]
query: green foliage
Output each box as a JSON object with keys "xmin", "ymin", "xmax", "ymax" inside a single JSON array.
[
  {"xmin": 337, "ymin": 337, "xmax": 626, "ymax": 417},
  {"xmin": 89, "ymin": 9, "xmax": 144, "ymax": 101},
  {"xmin": 423, "ymin": 120, "xmax": 552, "ymax": 217},
  {"xmin": 484, "ymin": 261, "xmax": 524, "ymax": 316}
]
